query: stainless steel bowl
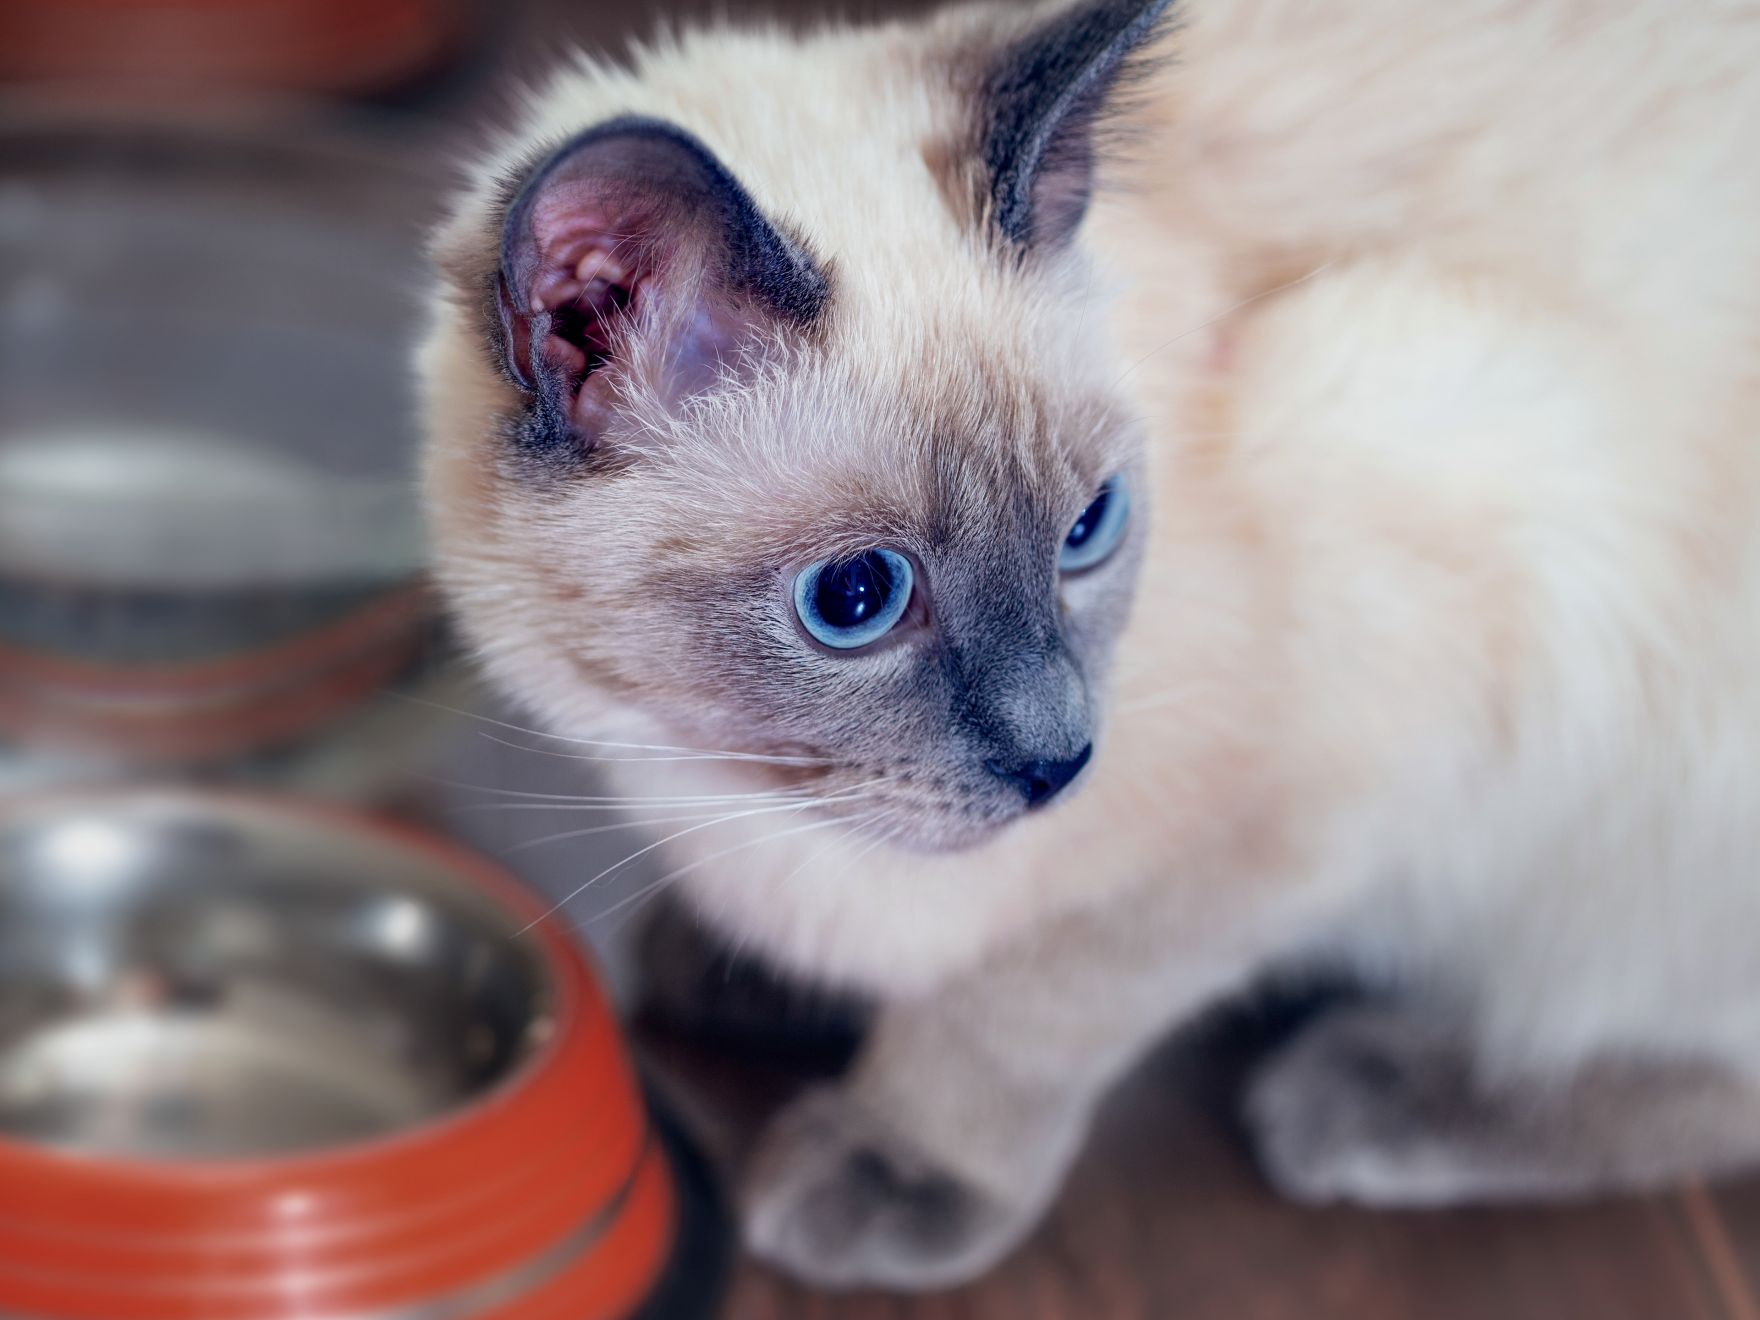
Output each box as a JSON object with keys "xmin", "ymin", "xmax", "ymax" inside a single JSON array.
[
  {"xmin": 0, "ymin": 105, "xmax": 454, "ymax": 774},
  {"xmin": 0, "ymin": 792, "xmax": 554, "ymax": 1160},
  {"xmin": 0, "ymin": 107, "xmax": 435, "ymax": 638}
]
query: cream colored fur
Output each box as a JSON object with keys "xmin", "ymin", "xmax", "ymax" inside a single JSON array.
[{"xmin": 423, "ymin": 0, "xmax": 1760, "ymax": 1289}]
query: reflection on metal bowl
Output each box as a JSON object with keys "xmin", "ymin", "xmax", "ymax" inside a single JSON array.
[
  {"xmin": 0, "ymin": 791, "xmax": 723, "ymax": 1319},
  {"xmin": 0, "ymin": 792, "xmax": 551, "ymax": 1159}
]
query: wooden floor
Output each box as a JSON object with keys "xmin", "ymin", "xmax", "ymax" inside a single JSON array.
[{"xmin": 642, "ymin": 1020, "xmax": 1760, "ymax": 1320}]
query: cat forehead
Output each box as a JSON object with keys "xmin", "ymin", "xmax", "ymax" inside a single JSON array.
[
  {"xmin": 520, "ymin": 27, "xmax": 966, "ymax": 246},
  {"xmin": 630, "ymin": 348, "xmax": 1133, "ymax": 560}
]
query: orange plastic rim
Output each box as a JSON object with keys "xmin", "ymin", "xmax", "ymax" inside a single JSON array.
[
  {"xmin": 0, "ymin": 585, "xmax": 427, "ymax": 695},
  {"xmin": 0, "ymin": 587, "xmax": 428, "ymax": 763},
  {"xmin": 0, "ymin": 794, "xmax": 676, "ymax": 1319}
]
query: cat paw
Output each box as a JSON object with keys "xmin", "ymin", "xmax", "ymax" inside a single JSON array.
[
  {"xmin": 1245, "ymin": 1007, "xmax": 1478, "ymax": 1207},
  {"xmin": 742, "ymin": 1087, "xmax": 1031, "ymax": 1291}
]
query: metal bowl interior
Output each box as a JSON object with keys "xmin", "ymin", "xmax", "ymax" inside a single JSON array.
[{"xmin": 0, "ymin": 794, "xmax": 555, "ymax": 1161}]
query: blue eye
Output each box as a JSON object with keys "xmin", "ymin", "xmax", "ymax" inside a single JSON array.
[
  {"xmin": 1060, "ymin": 476, "xmax": 1131, "ymax": 572},
  {"xmin": 793, "ymin": 549, "xmax": 915, "ymax": 650}
]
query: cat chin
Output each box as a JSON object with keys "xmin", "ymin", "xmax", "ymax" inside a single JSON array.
[{"xmin": 879, "ymin": 815, "xmax": 1022, "ymax": 856}]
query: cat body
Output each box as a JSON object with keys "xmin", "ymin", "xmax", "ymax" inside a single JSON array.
[{"xmin": 423, "ymin": 0, "xmax": 1760, "ymax": 1289}]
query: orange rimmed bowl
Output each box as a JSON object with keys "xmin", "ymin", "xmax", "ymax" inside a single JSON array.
[{"xmin": 0, "ymin": 791, "xmax": 726, "ymax": 1319}]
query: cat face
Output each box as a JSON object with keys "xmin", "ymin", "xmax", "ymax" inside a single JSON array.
[{"xmin": 423, "ymin": 0, "xmax": 1170, "ymax": 850}]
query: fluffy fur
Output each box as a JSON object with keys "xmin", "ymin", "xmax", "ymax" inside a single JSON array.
[{"xmin": 422, "ymin": 0, "xmax": 1760, "ymax": 1291}]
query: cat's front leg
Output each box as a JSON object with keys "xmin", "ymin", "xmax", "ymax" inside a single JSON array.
[{"xmin": 742, "ymin": 898, "xmax": 1267, "ymax": 1290}]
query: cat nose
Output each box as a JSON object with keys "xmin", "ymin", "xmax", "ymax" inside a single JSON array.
[{"xmin": 987, "ymin": 744, "xmax": 1093, "ymax": 810}]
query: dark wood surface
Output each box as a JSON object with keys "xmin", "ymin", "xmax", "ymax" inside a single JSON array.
[
  {"xmin": 641, "ymin": 1024, "xmax": 1760, "ymax": 1320},
  {"xmin": 1703, "ymin": 1182, "xmax": 1760, "ymax": 1320}
]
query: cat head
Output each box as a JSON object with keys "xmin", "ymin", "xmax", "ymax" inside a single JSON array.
[{"xmin": 423, "ymin": 0, "xmax": 1172, "ymax": 850}]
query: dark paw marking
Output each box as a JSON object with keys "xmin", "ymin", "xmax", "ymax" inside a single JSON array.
[
  {"xmin": 790, "ymin": 1143, "xmax": 986, "ymax": 1267},
  {"xmin": 1333, "ymin": 1036, "xmax": 1409, "ymax": 1095},
  {"xmin": 1247, "ymin": 1009, "xmax": 1478, "ymax": 1207},
  {"xmin": 744, "ymin": 1089, "xmax": 1028, "ymax": 1291}
]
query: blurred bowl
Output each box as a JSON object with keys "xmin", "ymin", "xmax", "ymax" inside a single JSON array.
[
  {"xmin": 0, "ymin": 791, "xmax": 724, "ymax": 1319},
  {"xmin": 0, "ymin": 0, "xmax": 481, "ymax": 100},
  {"xmin": 0, "ymin": 106, "xmax": 446, "ymax": 769}
]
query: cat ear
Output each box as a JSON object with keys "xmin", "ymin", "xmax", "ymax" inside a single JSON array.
[
  {"xmin": 496, "ymin": 116, "xmax": 830, "ymax": 455},
  {"xmin": 983, "ymin": 0, "xmax": 1174, "ymax": 250}
]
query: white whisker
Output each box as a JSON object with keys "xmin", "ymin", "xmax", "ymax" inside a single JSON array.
[
  {"xmin": 773, "ymin": 810, "xmax": 885, "ymax": 887},
  {"xmin": 391, "ymin": 692, "xmax": 830, "ymax": 765},
  {"xmin": 584, "ymin": 810, "xmax": 866, "ymax": 936},
  {"xmin": 508, "ymin": 791, "xmax": 853, "ymax": 857},
  {"xmin": 420, "ymin": 776, "xmax": 817, "ymax": 808},
  {"xmin": 837, "ymin": 823, "xmax": 899, "ymax": 872},
  {"xmin": 512, "ymin": 782, "xmax": 884, "ymax": 933},
  {"xmin": 476, "ymin": 730, "xmax": 828, "ymax": 767},
  {"xmin": 452, "ymin": 798, "xmax": 805, "ymax": 815},
  {"xmin": 478, "ymin": 807, "xmax": 788, "ymax": 844}
]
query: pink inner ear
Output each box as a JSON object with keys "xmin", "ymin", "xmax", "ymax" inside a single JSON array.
[
  {"xmin": 508, "ymin": 182, "xmax": 765, "ymax": 437},
  {"xmin": 524, "ymin": 202, "xmax": 647, "ymax": 420}
]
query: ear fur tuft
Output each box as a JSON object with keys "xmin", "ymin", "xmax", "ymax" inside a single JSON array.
[{"xmin": 984, "ymin": 0, "xmax": 1177, "ymax": 250}]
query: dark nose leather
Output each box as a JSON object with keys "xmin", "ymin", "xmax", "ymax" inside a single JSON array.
[{"xmin": 987, "ymin": 743, "xmax": 1093, "ymax": 809}]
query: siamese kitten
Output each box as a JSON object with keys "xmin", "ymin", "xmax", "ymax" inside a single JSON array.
[{"xmin": 421, "ymin": 0, "xmax": 1760, "ymax": 1291}]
